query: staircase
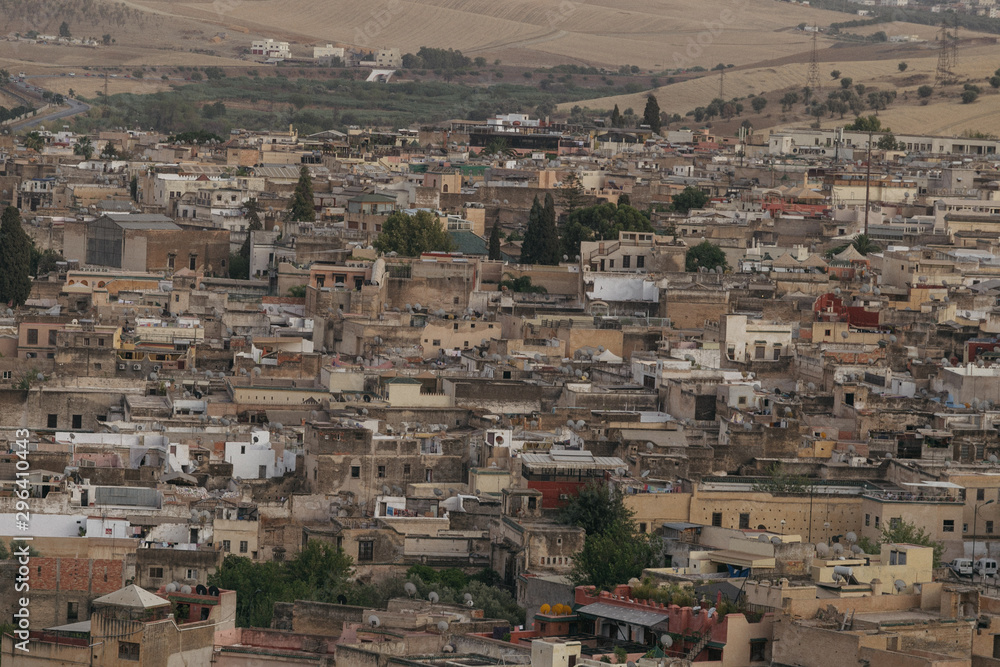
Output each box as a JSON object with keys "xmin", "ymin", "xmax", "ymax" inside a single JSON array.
[{"xmin": 686, "ymin": 632, "xmax": 712, "ymax": 661}]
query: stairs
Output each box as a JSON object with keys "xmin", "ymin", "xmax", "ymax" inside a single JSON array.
[{"xmin": 686, "ymin": 632, "xmax": 712, "ymax": 661}]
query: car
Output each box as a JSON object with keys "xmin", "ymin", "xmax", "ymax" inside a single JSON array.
[
  {"xmin": 949, "ymin": 558, "xmax": 973, "ymax": 577},
  {"xmin": 975, "ymin": 558, "xmax": 998, "ymax": 577}
]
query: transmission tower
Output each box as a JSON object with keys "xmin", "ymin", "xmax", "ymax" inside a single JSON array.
[
  {"xmin": 719, "ymin": 67, "xmax": 725, "ymax": 100},
  {"xmin": 935, "ymin": 21, "xmax": 951, "ymax": 83},
  {"xmin": 807, "ymin": 28, "xmax": 821, "ymax": 92},
  {"xmin": 948, "ymin": 14, "xmax": 959, "ymax": 68}
]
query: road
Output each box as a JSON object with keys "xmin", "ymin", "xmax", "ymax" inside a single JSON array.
[{"xmin": 3, "ymin": 77, "xmax": 91, "ymax": 129}]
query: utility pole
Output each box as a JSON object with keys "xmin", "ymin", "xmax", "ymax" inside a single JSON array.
[{"xmin": 863, "ymin": 130, "xmax": 873, "ymax": 236}]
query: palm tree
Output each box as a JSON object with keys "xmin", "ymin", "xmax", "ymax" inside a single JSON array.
[
  {"xmin": 73, "ymin": 136, "xmax": 94, "ymax": 160},
  {"xmin": 827, "ymin": 233, "xmax": 881, "ymax": 257},
  {"xmin": 481, "ymin": 138, "xmax": 516, "ymax": 159},
  {"xmin": 23, "ymin": 131, "xmax": 44, "ymax": 152}
]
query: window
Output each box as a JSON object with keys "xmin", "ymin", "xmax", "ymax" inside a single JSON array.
[
  {"xmin": 978, "ymin": 488, "xmax": 986, "ymax": 501},
  {"xmin": 755, "ymin": 346, "xmax": 765, "ymax": 359},
  {"xmin": 222, "ymin": 540, "xmax": 231, "ymax": 552},
  {"xmin": 0, "ymin": 371, "xmax": 8, "ymax": 380},
  {"xmin": 239, "ymin": 541, "xmax": 248, "ymax": 553},
  {"xmin": 98, "ymin": 338, "xmax": 105, "ymax": 347},
  {"xmin": 67, "ymin": 602, "xmax": 79, "ymax": 622},
  {"xmin": 639, "ymin": 522, "xmax": 647, "ymax": 533},
  {"xmin": 189, "ymin": 255, "xmax": 197, "ymax": 270},
  {"xmin": 47, "ymin": 414, "xmax": 57, "ymax": 428},
  {"xmin": 608, "ymin": 259, "xmax": 614, "ymax": 268},
  {"xmin": 943, "ymin": 520, "xmax": 955, "ymax": 533},
  {"xmin": 845, "ymin": 393, "xmax": 855, "ymax": 407},
  {"xmin": 403, "ymin": 464, "xmax": 411, "ymax": 476},
  {"xmin": 739, "ymin": 513, "xmax": 750, "ymax": 529},
  {"xmin": 824, "ymin": 329, "xmax": 831, "ymax": 337},
  {"xmin": 185, "ymin": 568, "xmax": 198, "ymax": 579},
  {"xmin": 527, "ymin": 497, "xmax": 537, "ymax": 510},
  {"xmin": 118, "ymin": 642, "xmax": 140, "ymax": 661},
  {"xmin": 49, "ymin": 331, "xmax": 58, "ymax": 345},
  {"xmin": 773, "ymin": 348, "xmax": 781, "ymax": 360},
  {"xmin": 865, "ymin": 513, "xmax": 870, "ymax": 527},
  {"xmin": 84, "ymin": 338, "xmax": 90, "ymax": 346},
  {"xmin": 711, "ymin": 512, "xmax": 722, "ymax": 527},
  {"xmin": 377, "ymin": 465, "xmax": 386, "ymax": 478},
  {"xmin": 989, "ymin": 521, "xmax": 995, "ymax": 534},
  {"xmin": 27, "ymin": 329, "xmax": 38, "ymax": 345},
  {"xmin": 358, "ymin": 540, "xmax": 374, "ymax": 561},
  {"xmin": 425, "ymin": 468, "xmax": 433, "ymax": 482},
  {"xmin": 148, "ymin": 567, "xmax": 163, "ymax": 579},
  {"xmin": 622, "ymin": 255, "xmax": 631, "ymax": 268},
  {"xmin": 874, "ymin": 516, "xmax": 880, "ymax": 529},
  {"xmin": 636, "ymin": 255, "xmax": 645, "ymax": 268},
  {"xmin": 168, "ymin": 255, "xmax": 175, "ymax": 269},
  {"xmin": 432, "ymin": 339, "xmax": 441, "ymax": 347},
  {"xmin": 351, "ymin": 465, "xmax": 361, "ymax": 478},
  {"xmin": 72, "ymin": 415, "xmax": 82, "ymax": 429}
]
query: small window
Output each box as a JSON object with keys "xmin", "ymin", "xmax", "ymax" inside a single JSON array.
[
  {"xmin": 358, "ymin": 540, "xmax": 374, "ymax": 562},
  {"xmin": 148, "ymin": 567, "xmax": 163, "ymax": 579},
  {"xmin": 189, "ymin": 255, "xmax": 197, "ymax": 270},
  {"xmin": 168, "ymin": 256, "xmax": 175, "ymax": 269},
  {"xmin": 118, "ymin": 642, "xmax": 140, "ymax": 661},
  {"xmin": 49, "ymin": 330, "xmax": 58, "ymax": 346},
  {"xmin": 377, "ymin": 465, "xmax": 386, "ymax": 478},
  {"xmin": 636, "ymin": 255, "xmax": 645, "ymax": 268},
  {"xmin": 432, "ymin": 339, "xmax": 441, "ymax": 346},
  {"xmin": 1, "ymin": 371, "xmax": 9, "ymax": 379},
  {"xmin": 351, "ymin": 465, "xmax": 361, "ymax": 478},
  {"xmin": 978, "ymin": 489, "xmax": 986, "ymax": 501},
  {"xmin": 425, "ymin": 469, "xmax": 433, "ymax": 482},
  {"xmin": 239, "ymin": 540, "xmax": 248, "ymax": 553},
  {"xmin": 403, "ymin": 464, "xmax": 411, "ymax": 476},
  {"xmin": 185, "ymin": 568, "xmax": 198, "ymax": 579},
  {"xmin": 943, "ymin": 520, "xmax": 955, "ymax": 533},
  {"xmin": 845, "ymin": 392, "xmax": 855, "ymax": 407},
  {"xmin": 527, "ymin": 497, "xmax": 537, "ymax": 510},
  {"xmin": 27, "ymin": 329, "xmax": 38, "ymax": 345},
  {"xmin": 222, "ymin": 540, "xmax": 231, "ymax": 552},
  {"xmin": 824, "ymin": 329, "xmax": 832, "ymax": 337},
  {"xmin": 739, "ymin": 513, "xmax": 750, "ymax": 529},
  {"xmin": 638, "ymin": 522, "xmax": 647, "ymax": 533},
  {"xmin": 622, "ymin": 255, "xmax": 631, "ymax": 268},
  {"xmin": 875, "ymin": 516, "xmax": 880, "ymax": 529},
  {"xmin": 890, "ymin": 517, "xmax": 901, "ymax": 530},
  {"xmin": 988, "ymin": 521, "xmax": 995, "ymax": 534},
  {"xmin": 711, "ymin": 512, "xmax": 723, "ymax": 527},
  {"xmin": 865, "ymin": 513, "xmax": 870, "ymax": 527},
  {"xmin": 72, "ymin": 415, "xmax": 82, "ymax": 429},
  {"xmin": 67, "ymin": 601, "xmax": 79, "ymax": 622},
  {"xmin": 47, "ymin": 414, "xmax": 58, "ymax": 428}
]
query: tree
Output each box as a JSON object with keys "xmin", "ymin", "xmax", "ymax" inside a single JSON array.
[
  {"xmin": 643, "ymin": 95, "xmax": 662, "ymax": 134},
  {"xmin": 917, "ymin": 85, "xmax": 934, "ymax": 98},
  {"xmin": 566, "ymin": 484, "xmax": 659, "ymax": 589},
  {"xmin": 830, "ymin": 69, "xmax": 841, "ymax": 79},
  {"xmin": 876, "ymin": 133, "xmax": 898, "ymax": 150},
  {"xmin": 560, "ymin": 202, "xmax": 652, "ymax": 259},
  {"xmin": 858, "ymin": 519, "xmax": 944, "ymax": 567},
  {"xmin": 374, "ymin": 210, "xmax": 455, "ymax": 257},
  {"xmin": 561, "ymin": 482, "xmax": 633, "ymax": 537},
  {"xmin": 685, "ymin": 240, "xmax": 729, "ymax": 273},
  {"xmin": 287, "ymin": 285, "xmax": 306, "ymax": 297},
  {"xmin": 751, "ymin": 96, "xmax": 768, "ymax": 113},
  {"xmin": 828, "ymin": 233, "xmax": 880, "ymax": 257},
  {"xmin": 559, "ymin": 172, "xmax": 587, "ymax": 213},
  {"xmin": 130, "ymin": 174, "xmax": 138, "ymax": 201},
  {"xmin": 520, "ymin": 195, "xmax": 559, "ymax": 265},
  {"xmin": 498, "ymin": 275, "xmax": 546, "ymax": 293},
  {"xmin": 840, "ymin": 77, "xmax": 853, "ymax": 89},
  {"xmin": 610, "ymin": 104, "xmax": 623, "ymax": 128},
  {"xmin": 59, "ymin": 22, "xmax": 71, "ymax": 38},
  {"xmin": 73, "ymin": 136, "xmax": 94, "ymax": 160},
  {"xmin": 751, "ymin": 463, "xmax": 814, "ymax": 494},
  {"xmin": 845, "ymin": 115, "xmax": 885, "ymax": 132},
  {"xmin": 482, "ymin": 137, "xmax": 516, "ymax": 159},
  {"xmin": 779, "ymin": 92, "xmax": 799, "ymax": 112},
  {"xmin": 100, "ymin": 141, "xmax": 118, "ymax": 159},
  {"xmin": 488, "ymin": 222, "xmax": 502, "ymax": 260},
  {"xmin": 23, "ymin": 131, "xmax": 44, "ymax": 152},
  {"xmin": 288, "ymin": 166, "xmax": 315, "ymax": 222},
  {"xmin": 671, "ymin": 186, "xmax": 708, "ymax": 214},
  {"xmin": 962, "ymin": 89, "xmax": 979, "ymax": 104},
  {"xmin": 30, "ymin": 246, "xmax": 64, "ymax": 277},
  {"xmin": 898, "ymin": 62, "xmax": 908, "ymax": 72},
  {"xmin": 0, "ymin": 207, "xmax": 33, "ymax": 307},
  {"xmin": 990, "ymin": 76, "xmax": 1000, "ymax": 89}
]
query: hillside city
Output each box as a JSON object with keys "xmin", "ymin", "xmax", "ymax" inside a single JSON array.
[{"xmin": 5, "ymin": 31, "xmax": 1000, "ymax": 666}]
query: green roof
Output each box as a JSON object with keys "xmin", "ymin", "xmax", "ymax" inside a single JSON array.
[{"xmin": 448, "ymin": 230, "xmax": 516, "ymax": 261}]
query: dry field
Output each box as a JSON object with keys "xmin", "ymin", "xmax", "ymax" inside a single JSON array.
[
  {"xmin": 36, "ymin": 75, "xmax": 179, "ymax": 97},
  {"xmin": 127, "ymin": 0, "xmax": 854, "ymax": 69}
]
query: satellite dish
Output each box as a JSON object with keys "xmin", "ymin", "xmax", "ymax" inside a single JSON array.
[
  {"xmin": 660, "ymin": 635, "xmax": 673, "ymax": 648},
  {"xmin": 758, "ymin": 535, "xmax": 769, "ymax": 542},
  {"xmin": 464, "ymin": 593, "xmax": 473, "ymax": 602},
  {"xmin": 368, "ymin": 614, "xmax": 381, "ymax": 627},
  {"xmin": 437, "ymin": 620, "xmax": 449, "ymax": 632},
  {"xmin": 466, "ymin": 599, "xmax": 474, "ymax": 607},
  {"xmin": 428, "ymin": 592, "xmax": 439, "ymax": 603},
  {"xmin": 404, "ymin": 582, "xmax": 417, "ymax": 597},
  {"xmin": 771, "ymin": 536, "xmax": 782, "ymax": 545},
  {"xmin": 845, "ymin": 532, "xmax": 857, "ymax": 543},
  {"xmin": 894, "ymin": 579, "xmax": 906, "ymax": 592},
  {"xmin": 646, "ymin": 442, "xmax": 654, "ymax": 451},
  {"xmin": 180, "ymin": 585, "xmax": 192, "ymax": 594},
  {"xmin": 641, "ymin": 470, "xmax": 650, "ymax": 478},
  {"xmin": 208, "ymin": 586, "xmax": 220, "ymax": 597},
  {"xmin": 816, "ymin": 543, "xmax": 830, "ymax": 557},
  {"xmin": 196, "ymin": 584, "xmax": 208, "ymax": 595},
  {"xmin": 165, "ymin": 583, "xmax": 177, "ymax": 593}
]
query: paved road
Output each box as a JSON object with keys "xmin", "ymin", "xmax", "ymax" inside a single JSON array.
[{"xmin": 4, "ymin": 78, "xmax": 91, "ymax": 129}]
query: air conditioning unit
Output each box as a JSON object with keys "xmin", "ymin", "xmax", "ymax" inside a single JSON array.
[
  {"xmin": 153, "ymin": 365, "xmax": 161, "ymax": 372},
  {"xmin": 118, "ymin": 364, "xmax": 126, "ymax": 370},
  {"xmin": 133, "ymin": 364, "xmax": 141, "ymax": 371}
]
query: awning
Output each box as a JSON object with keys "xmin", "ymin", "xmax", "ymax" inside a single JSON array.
[
  {"xmin": 902, "ymin": 481, "xmax": 963, "ymax": 489},
  {"xmin": 576, "ymin": 602, "xmax": 668, "ymax": 627},
  {"xmin": 703, "ymin": 550, "xmax": 776, "ymax": 568}
]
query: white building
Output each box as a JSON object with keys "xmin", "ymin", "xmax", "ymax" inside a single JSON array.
[
  {"xmin": 250, "ymin": 39, "xmax": 291, "ymax": 60},
  {"xmin": 224, "ymin": 430, "xmax": 296, "ymax": 479},
  {"xmin": 314, "ymin": 44, "xmax": 345, "ymax": 60},
  {"xmin": 719, "ymin": 314, "xmax": 794, "ymax": 365}
]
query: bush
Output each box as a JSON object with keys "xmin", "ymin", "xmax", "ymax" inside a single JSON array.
[
  {"xmin": 917, "ymin": 85, "xmax": 933, "ymax": 98},
  {"xmin": 962, "ymin": 89, "xmax": 979, "ymax": 104}
]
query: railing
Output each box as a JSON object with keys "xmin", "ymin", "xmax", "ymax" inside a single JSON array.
[
  {"xmin": 861, "ymin": 491, "xmax": 962, "ymax": 503},
  {"xmin": 686, "ymin": 632, "xmax": 713, "ymax": 661}
]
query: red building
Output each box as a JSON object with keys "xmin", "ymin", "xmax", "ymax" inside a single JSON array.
[{"xmin": 519, "ymin": 450, "xmax": 625, "ymax": 509}]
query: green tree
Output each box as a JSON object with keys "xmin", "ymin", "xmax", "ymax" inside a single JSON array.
[
  {"xmin": 830, "ymin": 69, "xmax": 841, "ymax": 79},
  {"xmin": 488, "ymin": 222, "xmax": 502, "ymax": 260},
  {"xmin": 844, "ymin": 115, "xmax": 885, "ymax": 132},
  {"xmin": 858, "ymin": 519, "xmax": 944, "ymax": 567},
  {"xmin": 917, "ymin": 85, "xmax": 934, "ymax": 98},
  {"xmin": 751, "ymin": 96, "xmax": 768, "ymax": 113},
  {"xmin": 0, "ymin": 207, "xmax": 33, "ymax": 307},
  {"xmin": 559, "ymin": 172, "xmax": 587, "ymax": 213},
  {"xmin": 568, "ymin": 496, "xmax": 659, "ymax": 589},
  {"xmin": 898, "ymin": 62, "xmax": 908, "ymax": 72},
  {"xmin": 23, "ymin": 131, "xmax": 44, "ymax": 152},
  {"xmin": 561, "ymin": 482, "xmax": 633, "ymax": 536},
  {"xmin": 59, "ymin": 22, "xmax": 71, "ymax": 38},
  {"xmin": 559, "ymin": 202, "xmax": 652, "ymax": 259},
  {"xmin": 876, "ymin": 132, "xmax": 899, "ymax": 150},
  {"xmin": 840, "ymin": 77, "xmax": 853, "ymax": 89},
  {"xmin": 671, "ymin": 186, "xmax": 708, "ymax": 214},
  {"xmin": 498, "ymin": 275, "xmax": 546, "ymax": 293},
  {"xmin": 288, "ymin": 285, "xmax": 306, "ymax": 297},
  {"xmin": 962, "ymin": 89, "xmax": 979, "ymax": 104},
  {"xmin": 828, "ymin": 233, "xmax": 880, "ymax": 257},
  {"xmin": 374, "ymin": 210, "xmax": 455, "ymax": 256},
  {"xmin": 29, "ymin": 246, "xmax": 64, "ymax": 277},
  {"xmin": 288, "ymin": 166, "xmax": 315, "ymax": 222},
  {"xmin": 643, "ymin": 94, "xmax": 662, "ymax": 134},
  {"xmin": 100, "ymin": 141, "xmax": 118, "ymax": 159},
  {"xmin": 779, "ymin": 91, "xmax": 799, "ymax": 112},
  {"xmin": 520, "ymin": 196, "xmax": 559, "ymax": 265},
  {"xmin": 610, "ymin": 104, "xmax": 623, "ymax": 128},
  {"xmin": 73, "ymin": 136, "xmax": 94, "ymax": 160},
  {"xmin": 990, "ymin": 76, "xmax": 1000, "ymax": 89},
  {"xmin": 482, "ymin": 137, "xmax": 516, "ymax": 159},
  {"xmin": 685, "ymin": 240, "xmax": 729, "ymax": 272}
]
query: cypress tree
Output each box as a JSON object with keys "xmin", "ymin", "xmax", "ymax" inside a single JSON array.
[
  {"xmin": 539, "ymin": 193, "xmax": 560, "ymax": 265},
  {"xmin": 488, "ymin": 222, "xmax": 502, "ymax": 260},
  {"xmin": 610, "ymin": 104, "xmax": 623, "ymax": 128},
  {"xmin": 520, "ymin": 197, "xmax": 543, "ymax": 264},
  {"xmin": 0, "ymin": 206, "xmax": 32, "ymax": 307},
  {"xmin": 288, "ymin": 166, "xmax": 315, "ymax": 222},
  {"xmin": 643, "ymin": 94, "xmax": 662, "ymax": 134}
]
